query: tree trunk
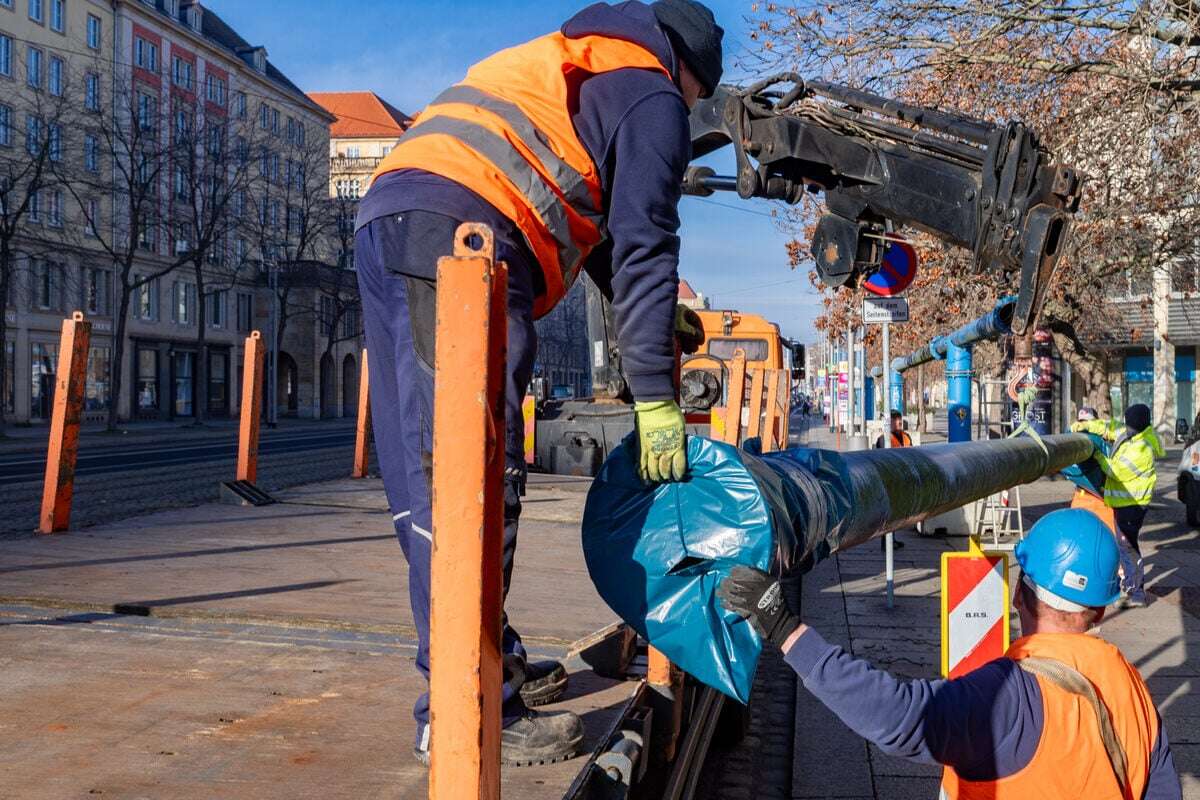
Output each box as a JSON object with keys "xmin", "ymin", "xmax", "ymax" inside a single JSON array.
[
  {"xmin": 0, "ymin": 238, "xmax": 11, "ymax": 436},
  {"xmin": 107, "ymin": 281, "xmax": 133, "ymax": 433},
  {"xmin": 193, "ymin": 261, "xmax": 208, "ymax": 425},
  {"xmin": 1152, "ymin": 263, "xmax": 1175, "ymax": 433}
]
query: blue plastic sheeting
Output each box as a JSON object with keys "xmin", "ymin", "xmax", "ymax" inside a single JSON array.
[
  {"xmin": 581, "ymin": 436, "xmax": 780, "ymax": 703},
  {"xmin": 1061, "ymin": 432, "xmax": 1109, "ymax": 497}
]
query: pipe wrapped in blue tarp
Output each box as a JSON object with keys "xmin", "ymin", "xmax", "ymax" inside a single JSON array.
[{"xmin": 581, "ymin": 433, "xmax": 1094, "ymax": 702}]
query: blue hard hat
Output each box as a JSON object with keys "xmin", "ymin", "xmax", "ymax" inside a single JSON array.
[{"xmin": 1015, "ymin": 508, "xmax": 1121, "ymax": 608}]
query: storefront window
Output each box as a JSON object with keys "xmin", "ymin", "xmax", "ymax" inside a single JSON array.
[
  {"xmin": 174, "ymin": 351, "xmax": 194, "ymax": 416},
  {"xmin": 30, "ymin": 342, "xmax": 58, "ymax": 420},
  {"xmin": 208, "ymin": 351, "xmax": 227, "ymax": 415},
  {"xmin": 85, "ymin": 346, "xmax": 111, "ymax": 411},
  {"xmin": 137, "ymin": 348, "xmax": 158, "ymax": 411}
]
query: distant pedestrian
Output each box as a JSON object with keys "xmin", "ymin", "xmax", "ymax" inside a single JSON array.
[
  {"xmin": 874, "ymin": 410, "xmax": 912, "ymax": 449},
  {"xmin": 1073, "ymin": 403, "xmax": 1164, "ymax": 608}
]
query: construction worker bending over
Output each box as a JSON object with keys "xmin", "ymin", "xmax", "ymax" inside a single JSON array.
[
  {"xmin": 718, "ymin": 508, "xmax": 1181, "ymax": 799},
  {"xmin": 354, "ymin": 0, "xmax": 724, "ymax": 766},
  {"xmin": 1072, "ymin": 403, "xmax": 1165, "ymax": 608}
]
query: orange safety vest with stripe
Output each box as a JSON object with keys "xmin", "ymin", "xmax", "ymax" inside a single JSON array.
[
  {"xmin": 941, "ymin": 633, "xmax": 1158, "ymax": 800},
  {"xmin": 1070, "ymin": 487, "xmax": 1117, "ymax": 533},
  {"xmin": 370, "ymin": 32, "xmax": 671, "ymax": 319}
]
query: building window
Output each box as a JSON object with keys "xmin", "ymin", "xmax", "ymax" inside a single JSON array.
[
  {"xmin": 234, "ymin": 91, "xmax": 246, "ymax": 119},
  {"xmin": 84, "ymin": 197, "xmax": 99, "ymax": 236},
  {"xmin": 32, "ymin": 260, "xmax": 61, "ymax": 309},
  {"xmin": 29, "ymin": 0, "xmax": 42, "ymax": 23},
  {"xmin": 25, "ymin": 114, "xmax": 40, "ymax": 155},
  {"xmin": 137, "ymin": 214, "xmax": 157, "ymax": 250},
  {"xmin": 208, "ymin": 351, "xmax": 227, "ymax": 414},
  {"xmin": 86, "ymin": 14, "xmax": 100, "ymax": 49},
  {"xmin": 49, "ymin": 0, "xmax": 63, "ymax": 32},
  {"xmin": 3, "ymin": 340, "xmax": 13, "ymax": 416},
  {"xmin": 30, "ymin": 342, "xmax": 57, "ymax": 420},
  {"xmin": 205, "ymin": 73, "xmax": 226, "ymax": 106},
  {"xmin": 137, "ymin": 91, "xmax": 157, "ymax": 134},
  {"xmin": 85, "ymin": 72, "xmax": 100, "ymax": 110},
  {"xmin": 236, "ymin": 291, "xmax": 253, "ymax": 332},
  {"xmin": 26, "ymin": 45, "xmax": 42, "ymax": 88},
  {"xmin": 134, "ymin": 37, "xmax": 158, "ymax": 72},
  {"xmin": 134, "ymin": 275, "xmax": 158, "ymax": 320},
  {"xmin": 47, "ymin": 122, "xmax": 59, "ymax": 161},
  {"xmin": 171, "ymin": 281, "xmax": 196, "ymax": 324},
  {"xmin": 173, "ymin": 107, "xmax": 192, "ymax": 144},
  {"xmin": 286, "ymin": 204, "xmax": 301, "ymax": 235},
  {"xmin": 173, "ymin": 351, "xmax": 194, "ymax": 416},
  {"xmin": 341, "ymin": 304, "xmax": 360, "ymax": 339},
  {"xmin": 84, "ymin": 133, "xmax": 99, "ymax": 171},
  {"xmin": 319, "ymin": 294, "xmax": 335, "ymax": 336},
  {"xmin": 47, "ymin": 55, "xmax": 62, "ymax": 94},
  {"xmin": 259, "ymin": 102, "xmax": 269, "ymax": 130},
  {"xmin": 205, "ymin": 289, "xmax": 226, "ymax": 328},
  {"xmin": 0, "ymin": 34, "xmax": 10, "ymax": 77},
  {"xmin": 233, "ymin": 237, "xmax": 246, "ymax": 265},
  {"xmin": 84, "ymin": 267, "xmax": 111, "ymax": 315},
  {"xmin": 346, "ymin": 145, "xmax": 360, "ymax": 159},
  {"xmin": 171, "ymin": 56, "xmax": 193, "ymax": 91},
  {"xmin": 173, "ymin": 165, "xmax": 187, "ymax": 201},
  {"xmin": 136, "ymin": 348, "xmax": 158, "ymax": 411},
  {"xmin": 0, "ymin": 104, "xmax": 10, "ymax": 147},
  {"xmin": 85, "ymin": 346, "xmax": 111, "ymax": 411},
  {"xmin": 46, "ymin": 188, "xmax": 62, "ymax": 226},
  {"xmin": 27, "ymin": 187, "xmax": 40, "ymax": 223}
]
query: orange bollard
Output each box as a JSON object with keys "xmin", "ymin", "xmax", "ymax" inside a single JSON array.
[
  {"xmin": 722, "ymin": 350, "xmax": 747, "ymax": 447},
  {"xmin": 236, "ymin": 331, "xmax": 265, "ymax": 484},
  {"xmin": 763, "ymin": 368, "xmax": 782, "ymax": 452},
  {"xmin": 39, "ymin": 311, "xmax": 91, "ymax": 534},
  {"xmin": 428, "ymin": 223, "xmax": 506, "ymax": 800},
  {"xmin": 352, "ymin": 348, "xmax": 371, "ymax": 478}
]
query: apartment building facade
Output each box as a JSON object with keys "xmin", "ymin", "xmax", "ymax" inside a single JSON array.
[
  {"xmin": 2, "ymin": 0, "xmax": 362, "ymax": 426},
  {"xmin": 309, "ymin": 91, "xmax": 409, "ymax": 203}
]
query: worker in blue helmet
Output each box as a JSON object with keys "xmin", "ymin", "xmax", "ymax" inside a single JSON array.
[{"xmin": 718, "ymin": 508, "xmax": 1180, "ymax": 799}]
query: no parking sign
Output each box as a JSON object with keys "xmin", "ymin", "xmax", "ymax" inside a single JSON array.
[
  {"xmin": 864, "ymin": 239, "xmax": 918, "ymax": 297},
  {"xmin": 941, "ymin": 548, "xmax": 1010, "ymax": 679}
]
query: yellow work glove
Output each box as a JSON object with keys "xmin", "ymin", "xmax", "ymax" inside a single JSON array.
[
  {"xmin": 674, "ymin": 304, "xmax": 705, "ymax": 355},
  {"xmin": 634, "ymin": 400, "xmax": 688, "ymax": 483}
]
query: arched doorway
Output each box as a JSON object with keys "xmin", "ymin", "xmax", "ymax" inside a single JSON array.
[
  {"xmin": 319, "ymin": 352, "xmax": 336, "ymax": 419},
  {"xmin": 342, "ymin": 354, "xmax": 358, "ymax": 418},
  {"xmin": 277, "ymin": 352, "xmax": 299, "ymax": 417}
]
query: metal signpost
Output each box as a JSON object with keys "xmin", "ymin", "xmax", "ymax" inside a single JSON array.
[{"xmin": 864, "ymin": 295, "xmax": 910, "ymax": 608}]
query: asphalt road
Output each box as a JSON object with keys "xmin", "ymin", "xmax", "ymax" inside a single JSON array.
[{"xmin": 0, "ymin": 426, "xmax": 357, "ymax": 483}]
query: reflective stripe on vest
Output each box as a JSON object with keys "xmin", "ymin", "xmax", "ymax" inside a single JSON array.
[
  {"xmin": 397, "ymin": 115, "xmax": 585, "ymax": 276},
  {"xmin": 1115, "ymin": 454, "xmax": 1153, "ymax": 480}
]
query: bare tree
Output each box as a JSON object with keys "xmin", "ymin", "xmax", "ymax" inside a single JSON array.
[{"xmin": 0, "ymin": 52, "xmax": 79, "ymax": 434}]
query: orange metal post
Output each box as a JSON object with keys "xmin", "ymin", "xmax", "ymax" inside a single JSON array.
[
  {"xmin": 38, "ymin": 311, "xmax": 91, "ymax": 534},
  {"xmin": 428, "ymin": 223, "xmax": 506, "ymax": 800},
  {"xmin": 721, "ymin": 350, "xmax": 747, "ymax": 447},
  {"xmin": 745, "ymin": 368, "xmax": 765, "ymax": 442},
  {"xmin": 778, "ymin": 369, "xmax": 793, "ymax": 447},
  {"xmin": 352, "ymin": 348, "xmax": 371, "ymax": 478},
  {"xmin": 763, "ymin": 369, "xmax": 782, "ymax": 452},
  {"xmin": 236, "ymin": 331, "xmax": 265, "ymax": 484}
]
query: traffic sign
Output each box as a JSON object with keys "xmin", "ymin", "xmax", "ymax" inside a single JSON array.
[
  {"xmin": 864, "ymin": 240, "xmax": 919, "ymax": 296},
  {"xmin": 862, "ymin": 296, "xmax": 909, "ymax": 324},
  {"xmin": 941, "ymin": 550, "xmax": 1010, "ymax": 679}
]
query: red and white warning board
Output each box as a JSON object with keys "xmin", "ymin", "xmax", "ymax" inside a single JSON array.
[{"xmin": 940, "ymin": 549, "xmax": 1010, "ymax": 679}]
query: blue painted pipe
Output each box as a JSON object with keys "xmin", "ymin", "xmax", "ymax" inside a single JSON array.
[
  {"xmin": 890, "ymin": 370, "xmax": 905, "ymax": 414},
  {"xmin": 889, "ymin": 297, "xmax": 1016, "ymax": 443}
]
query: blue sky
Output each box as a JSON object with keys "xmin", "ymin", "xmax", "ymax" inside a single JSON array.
[{"xmin": 202, "ymin": 0, "xmax": 825, "ymax": 340}]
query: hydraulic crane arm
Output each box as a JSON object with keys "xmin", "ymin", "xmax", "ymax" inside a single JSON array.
[{"xmin": 684, "ymin": 74, "xmax": 1083, "ymax": 339}]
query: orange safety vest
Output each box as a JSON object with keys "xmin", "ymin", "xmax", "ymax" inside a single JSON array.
[
  {"xmin": 371, "ymin": 32, "xmax": 671, "ymax": 319},
  {"xmin": 1070, "ymin": 487, "xmax": 1117, "ymax": 533},
  {"xmin": 941, "ymin": 633, "xmax": 1158, "ymax": 800}
]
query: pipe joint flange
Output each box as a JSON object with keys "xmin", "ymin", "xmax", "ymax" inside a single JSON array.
[{"xmin": 945, "ymin": 369, "xmax": 975, "ymax": 380}]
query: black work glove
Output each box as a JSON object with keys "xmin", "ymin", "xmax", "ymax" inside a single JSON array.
[
  {"xmin": 674, "ymin": 304, "xmax": 705, "ymax": 355},
  {"xmin": 716, "ymin": 566, "xmax": 801, "ymax": 648}
]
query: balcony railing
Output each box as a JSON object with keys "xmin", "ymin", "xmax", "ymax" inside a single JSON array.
[{"xmin": 331, "ymin": 156, "xmax": 384, "ymax": 172}]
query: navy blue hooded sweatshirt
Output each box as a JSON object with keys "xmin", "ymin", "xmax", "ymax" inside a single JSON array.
[{"xmin": 356, "ymin": 1, "xmax": 689, "ymax": 401}]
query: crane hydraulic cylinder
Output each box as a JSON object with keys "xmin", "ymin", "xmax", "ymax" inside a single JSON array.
[{"xmin": 582, "ymin": 433, "xmax": 1094, "ymax": 702}]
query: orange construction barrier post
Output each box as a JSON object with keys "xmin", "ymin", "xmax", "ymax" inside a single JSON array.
[
  {"xmin": 352, "ymin": 348, "xmax": 371, "ymax": 478},
  {"xmin": 778, "ymin": 369, "xmax": 793, "ymax": 447},
  {"xmin": 236, "ymin": 331, "xmax": 265, "ymax": 484},
  {"xmin": 39, "ymin": 311, "xmax": 91, "ymax": 534},
  {"xmin": 763, "ymin": 368, "xmax": 782, "ymax": 452},
  {"xmin": 721, "ymin": 350, "xmax": 748, "ymax": 448},
  {"xmin": 745, "ymin": 368, "xmax": 765, "ymax": 442},
  {"xmin": 429, "ymin": 223, "xmax": 506, "ymax": 800}
]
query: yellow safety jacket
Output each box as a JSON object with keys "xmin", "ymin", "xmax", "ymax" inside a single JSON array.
[{"xmin": 1073, "ymin": 419, "xmax": 1165, "ymax": 508}]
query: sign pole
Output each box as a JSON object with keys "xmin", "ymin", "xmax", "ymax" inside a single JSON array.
[{"xmin": 883, "ymin": 319, "xmax": 894, "ymax": 610}]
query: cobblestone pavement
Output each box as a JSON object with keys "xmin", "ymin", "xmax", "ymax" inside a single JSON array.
[{"xmin": 0, "ymin": 419, "xmax": 377, "ymax": 537}]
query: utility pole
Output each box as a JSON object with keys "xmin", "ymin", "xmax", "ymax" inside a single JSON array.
[{"xmin": 882, "ymin": 318, "xmax": 893, "ymax": 609}]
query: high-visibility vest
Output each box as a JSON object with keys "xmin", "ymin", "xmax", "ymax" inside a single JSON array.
[
  {"xmin": 1075, "ymin": 420, "xmax": 1164, "ymax": 508},
  {"xmin": 371, "ymin": 32, "xmax": 671, "ymax": 319},
  {"xmin": 942, "ymin": 633, "xmax": 1158, "ymax": 800}
]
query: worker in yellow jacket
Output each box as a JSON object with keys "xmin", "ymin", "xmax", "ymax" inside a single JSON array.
[{"xmin": 1072, "ymin": 403, "xmax": 1165, "ymax": 608}]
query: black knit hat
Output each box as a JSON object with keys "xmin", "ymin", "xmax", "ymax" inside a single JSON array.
[
  {"xmin": 652, "ymin": 0, "xmax": 724, "ymax": 97},
  {"xmin": 1124, "ymin": 403, "xmax": 1152, "ymax": 433}
]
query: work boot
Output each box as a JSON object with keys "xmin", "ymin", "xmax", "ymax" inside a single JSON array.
[
  {"xmin": 501, "ymin": 709, "xmax": 585, "ymax": 766},
  {"xmin": 518, "ymin": 660, "xmax": 569, "ymax": 707}
]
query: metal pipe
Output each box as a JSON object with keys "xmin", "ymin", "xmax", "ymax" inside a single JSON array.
[
  {"xmin": 891, "ymin": 297, "xmax": 1016, "ymax": 374},
  {"xmin": 947, "ymin": 341, "xmax": 972, "ymax": 442}
]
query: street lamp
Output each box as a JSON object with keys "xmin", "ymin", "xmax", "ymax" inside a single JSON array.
[{"xmin": 267, "ymin": 252, "xmax": 278, "ymax": 428}]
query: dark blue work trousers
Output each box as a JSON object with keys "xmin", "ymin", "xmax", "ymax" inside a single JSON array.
[{"xmin": 355, "ymin": 212, "xmax": 539, "ymax": 746}]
